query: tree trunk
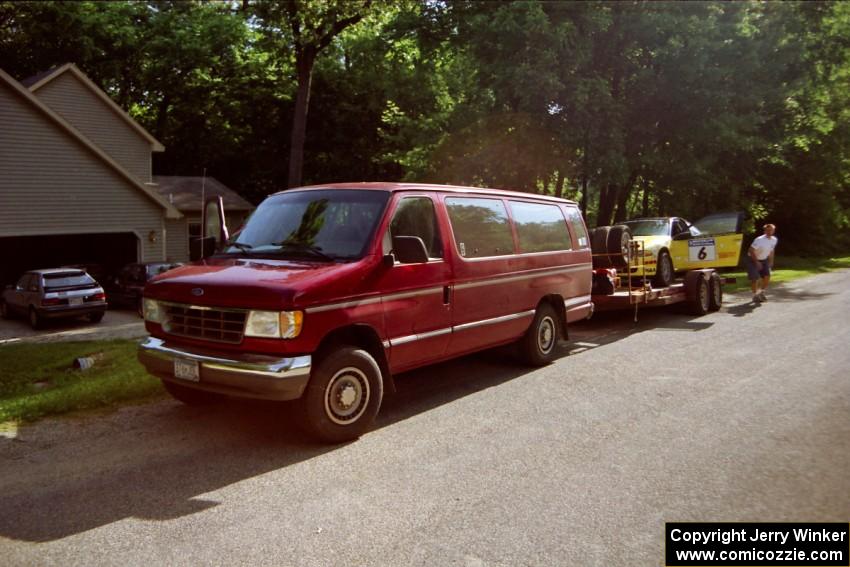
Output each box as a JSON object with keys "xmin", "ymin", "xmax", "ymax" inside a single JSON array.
[
  {"xmin": 288, "ymin": 48, "xmax": 316, "ymax": 188},
  {"xmin": 642, "ymin": 178, "xmax": 650, "ymax": 216},
  {"xmin": 613, "ymin": 172, "xmax": 637, "ymax": 223},
  {"xmin": 554, "ymin": 170, "xmax": 565, "ymax": 199}
]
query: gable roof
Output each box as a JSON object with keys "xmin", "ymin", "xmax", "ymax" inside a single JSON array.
[
  {"xmin": 153, "ymin": 176, "xmax": 254, "ymax": 213},
  {"xmin": 0, "ymin": 67, "xmax": 182, "ymax": 219},
  {"xmin": 23, "ymin": 63, "xmax": 165, "ymax": 152}
]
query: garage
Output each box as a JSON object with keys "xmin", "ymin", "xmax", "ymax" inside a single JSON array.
[{"xmin": 0, "ymin": 232, "xmax": 138, "ymax": 286}]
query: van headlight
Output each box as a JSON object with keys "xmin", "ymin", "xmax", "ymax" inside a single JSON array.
[
  {"xmin": 143, "ymin": 298, "xmax": 164, "ymax": 323},
  {"xmin": 245, "ymin": 310, "xmax": 303, "ymax": 339}
]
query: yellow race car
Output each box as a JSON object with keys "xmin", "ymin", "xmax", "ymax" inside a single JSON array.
[{"xmin": 622, "ymin": 213, "xmax": 744, "ymax": 287}]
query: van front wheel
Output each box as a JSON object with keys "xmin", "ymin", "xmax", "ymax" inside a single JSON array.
[
  {"xmin": 519, "ymin": 303, "xmax": 559, "ymax": 366},
  {"xmin": 300, "ymin": 347, "xmax": 383, "ymax": 444}
]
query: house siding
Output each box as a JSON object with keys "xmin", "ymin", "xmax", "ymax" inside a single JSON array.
[
  {"xmin": 32, "ymin": 71, "xmax": 153, "ymax": 183},
  {"xmin": 165, "ymin": 219, "xmax": 189, "ymax": 262},
  {"xmin": 0, "ymin": 80, "xmax": 165, "ymax": 262}
]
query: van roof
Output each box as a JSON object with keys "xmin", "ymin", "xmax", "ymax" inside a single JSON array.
[{"xmin": 273, "ymin": 182, "xmax": 578, "ymax": 205}]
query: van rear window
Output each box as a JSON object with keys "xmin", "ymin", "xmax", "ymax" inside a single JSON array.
[
  {"xmin": 509, "ymin": 201, "xmax": 572, "ymax": 253},
  {"xmin": 445, "ymin": 197, "xmax": 515, "ymax": 258}
]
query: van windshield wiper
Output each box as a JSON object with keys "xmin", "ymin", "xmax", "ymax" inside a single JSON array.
[{"xmin": 271, "ymin": 241, "xmax": 335, "ymax": 261}]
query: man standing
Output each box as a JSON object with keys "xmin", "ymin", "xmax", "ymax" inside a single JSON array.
[{"xmin": 747, "ymin": 223, "xmax": 778, "ymax": 303}]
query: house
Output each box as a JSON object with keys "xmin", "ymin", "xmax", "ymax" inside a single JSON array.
[
  {"xmin": 0, "ymin": 63, "xmax": 252, "ymax": 285},
  {"xmin": 152, "ymin": 176, "xmax": 253, "ymax": 260}
]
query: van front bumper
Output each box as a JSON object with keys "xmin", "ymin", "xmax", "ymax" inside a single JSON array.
[{"xmin": 138, "ymin": 337, "xmax": 312, "ymax": 401}]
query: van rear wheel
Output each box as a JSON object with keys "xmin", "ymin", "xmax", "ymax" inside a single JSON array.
[
  {"xmin": 300, "ymin": 347, "xmax": 383, "ymax": 444},
  {"xmin": 519, "ymin": 303, "xmax": 559, "ymax": 366}
]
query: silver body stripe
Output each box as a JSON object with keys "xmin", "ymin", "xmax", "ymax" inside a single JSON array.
[
  {"xmin": 389, "ymin": 327, "xmax": 452, "ymax": 347},
  {"xmin": 452, "ymin": 310, "xmax": 535, "ymax": 332},
  {"xmin": 564, "ymin": 294, "xmax": 592, "ymax": 309},
  {"xmin": 304, "ymin": 265, "xmax": 589, "ymax": 314},
  {"xmin": 454, "ymin": 264, "xmax": 591, "ymax": 291},
  {"xmin": 305, "ymin": 286, "xmax": 443, "ymax": 314}
]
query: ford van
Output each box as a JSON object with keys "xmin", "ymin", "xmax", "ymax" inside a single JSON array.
[{"xmin": 138, "ymin": 183, "xmax": 593, "ymax": 442}]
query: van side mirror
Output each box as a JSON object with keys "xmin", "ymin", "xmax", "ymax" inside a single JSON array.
[
  {"xmin": 202, "ymin": 196, "xmax": 229, "ymax": 258},
  {"xmin": 391, "ymin": 236, "xmax": 429, "ymax": 264}
]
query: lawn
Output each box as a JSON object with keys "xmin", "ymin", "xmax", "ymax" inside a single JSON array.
[
  {"xmin": 722, "ymin": 255, "xmax": 850, "ymax": 292},
  {"xmin": 0, "ymin": 339, "xmax": 164, "ymax": 424}
]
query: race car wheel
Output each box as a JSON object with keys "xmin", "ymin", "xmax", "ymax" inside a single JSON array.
[
  {"xmin": 708, "ymin": 272, "xmax": 723, "ymax": 311},
  {"xmin": 606, "ymin": 225, "xmax": 633, "ymax": 269},
  {"xmin": 653, "ymin": 249, "xmax": 674, "ymax": 288}
]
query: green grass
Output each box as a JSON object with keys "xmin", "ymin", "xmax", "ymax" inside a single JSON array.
[
  {"xmin": 0, "ymin": 339, "xmax": 164, "ymax": 424},
  {"xmin": 722, "ymin": 255, "xmax": 850, "ymax": 292}
]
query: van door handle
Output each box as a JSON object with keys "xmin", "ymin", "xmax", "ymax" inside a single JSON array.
[{"xmin": 443, "ymin": 285, "xmax": 451, "ymax": 305}]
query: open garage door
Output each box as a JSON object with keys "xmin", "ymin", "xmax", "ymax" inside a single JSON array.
[{"xmin": 0, "ymin": 232, "xmax": 138, "ymax": 286}]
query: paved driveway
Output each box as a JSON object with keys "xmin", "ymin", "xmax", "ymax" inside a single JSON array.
[{"xmin": 0, "ymin": 308, "xmax": 146, "ymax": 344}]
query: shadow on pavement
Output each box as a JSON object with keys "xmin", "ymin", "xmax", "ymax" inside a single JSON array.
[{"xmin": 0, "ymin": 302, "xmax": 730, "ymax": 543}]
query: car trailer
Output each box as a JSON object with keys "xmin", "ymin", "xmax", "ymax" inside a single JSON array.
[{"xmin": 590, "ymin": 238, "xmax": 735, "ymax": 322}]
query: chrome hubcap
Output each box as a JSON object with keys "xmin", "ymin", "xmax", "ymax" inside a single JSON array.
[
  {"xmin": 538, "ymin": 316, "xmax": 556, "ymax": 354},
  {"xmin": 324, "ymin": 367, "xmax": 369, "ymax": 425}
]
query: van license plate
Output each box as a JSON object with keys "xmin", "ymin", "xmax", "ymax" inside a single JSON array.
[{"xmin": 174, "ymin": 359, "xmax": 200, "ymax": 382}]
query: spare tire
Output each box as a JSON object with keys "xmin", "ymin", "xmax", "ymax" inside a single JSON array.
[
  {"xmin": 590, "ymin": 226, "xmax": 612, "ymax": 268},
  {"xmin": 606, "ymin": 224, "xmax": 633, "ymax": 269}
]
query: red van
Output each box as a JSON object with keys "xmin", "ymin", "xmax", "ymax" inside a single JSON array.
[{"xmin": 138, "ymin": 183, "xmax": 592, "ymax": 442}]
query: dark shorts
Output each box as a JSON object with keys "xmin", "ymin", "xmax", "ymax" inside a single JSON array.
[{"xmin": 747, "ymin": 257, "xmax": 771, "ymax": 280}]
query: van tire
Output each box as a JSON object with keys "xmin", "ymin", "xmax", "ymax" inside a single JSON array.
[
  {"xmin": 300, "ymin": 347, "xmax": 383, "ymax": 444},
  {"xmin": 520, "ymin": 303, "xmax": 560, "ymax": 366},
  {"xmin": 708, "ymin": 272, "xmax": 723, "ymax": 311},
  {"xmin": 653, "ymin": 249, "xmax": 674, "ymax": 288},
  {"xmin": 606, "ymin": 225, "xmax": 632, "ymax": 268},
  {"xmin": 590, "ymin": 226, "xmax": 611, "ymax": 268},
  {"xmin": 162, "ymin": 380, "xmax": 223, "ymax": 405}
]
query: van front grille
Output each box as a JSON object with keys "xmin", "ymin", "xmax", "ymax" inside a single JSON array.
[{"xmin": 163, "ymin": 303, "xmax": 246, "ymax": 344}]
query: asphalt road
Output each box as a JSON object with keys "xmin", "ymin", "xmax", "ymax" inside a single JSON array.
[
  {"xmin": 1, "ymin": 272, "xmax": 848, "ymax": 566},
  {"xmin": 0, "ymin": 308, "xmax": 146, "ymax": 344}
]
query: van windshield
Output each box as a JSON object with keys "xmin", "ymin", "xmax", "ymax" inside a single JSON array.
[{"xmin": 224, "ymin": 190, "xmax": 390, "ymax": 260}]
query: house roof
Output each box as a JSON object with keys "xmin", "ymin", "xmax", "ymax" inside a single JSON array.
[
  {"xmin": 22, "ymin": 63, "xmax": 165, "ymax": 152},
  {"xmin": 153, "ymin": 176, "xmax": 254, "ymax": 213},
  {"xmin": 0, "ymin": 67, "xmax": 182, "ymax": 219}
]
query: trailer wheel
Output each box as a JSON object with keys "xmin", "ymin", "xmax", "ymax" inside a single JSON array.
[
  {"xmin": 299, "ymin": 347, "xmax": 383, "ymax": 444},
  {"xmin": 590, "ymin": 226, "xmax": 611, "ymax": 268},
  {"xmin": 708, "ymin": 272, "xmax": 723, "ymax": 311},
  {"xmin": 607, "ymin": 225, "xmax": 632, "ymax": 269},
  {"xmin": 520, "ymin": 303, "xmax": 560, "ymax": 366},
  {"xmin": 653, "ymin": 249, "xmax": 674, "ymax": 288},
  {"xmin": 685, "ymin": 272, "xmax": 710, "ymax": 316}
]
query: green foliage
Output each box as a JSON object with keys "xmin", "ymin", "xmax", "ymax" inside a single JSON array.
[{"xmin": 1, "ymin": 0, "xmax": 849, "ymax": 254}]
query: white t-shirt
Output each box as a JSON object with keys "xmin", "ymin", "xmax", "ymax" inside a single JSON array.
[{"xmin": 750, "ymin": 234, "xmax": 778, "ymax": 261}]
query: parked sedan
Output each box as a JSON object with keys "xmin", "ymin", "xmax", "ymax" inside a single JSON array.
[
  {"xmin": 106, "ymin": 262, "xmax": 183, "ymax": 316},
  {"xmin": 0, "ymin": 268, "xmax": 108, "ymax": 329},
  {"xmin": 622, "ymin": 212, "xmax": 744, "ymax": 287}
]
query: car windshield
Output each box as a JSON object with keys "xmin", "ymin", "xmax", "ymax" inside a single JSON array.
[
  {"xmin": 224, "ymin": 189, "xmax": 390, "ymax": 260},
  {"xmin": 623, "ymin": 219, "xmax": 670, "ymax": 236},
  {"xmin": 43, "ymin": 272, "xmax": 95, "ymax": 288}
]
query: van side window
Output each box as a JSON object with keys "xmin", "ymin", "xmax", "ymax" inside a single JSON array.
[
  {"xmin": 563, "ymin": 206, "xmax": 589, "ymax": 249},
  {"xmin": 388, "ymin": 197, "xmax": 443, "ymax": 259},
  {"xmin": 445, "ymin": 197, "xmax": 514, "ymax": 258},
  {"xmin": 509, "ymin": 201, "xmax": 572, "ymax": 253}
]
